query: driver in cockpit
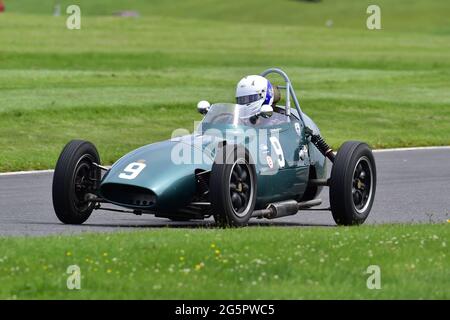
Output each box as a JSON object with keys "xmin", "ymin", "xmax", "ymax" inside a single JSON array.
[{"xmin": 235, "ymin": 75, "xmax": 287, "ymax": 125}]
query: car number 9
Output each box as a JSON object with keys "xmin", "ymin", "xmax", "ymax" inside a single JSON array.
[
  {"xmin": 118, "ymin": 162, "xmax": 146, "ymax": 180},
  {"xmin": 269, "ymin": 136, "xmax": 285, "ymax": 168}
]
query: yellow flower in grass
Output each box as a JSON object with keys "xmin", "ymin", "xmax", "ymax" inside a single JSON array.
[
  {"xmin": 195, "ymin": 262, "xmax": 205, "ymax": 271},
  {"xmin": 66, "ymin": 251, "xmax": 72, "ymax": 257}
]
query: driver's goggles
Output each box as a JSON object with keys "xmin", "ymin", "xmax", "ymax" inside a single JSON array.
[{"xmin": 236, "ymin": 94, "xmax": 262, "ymax": 105}]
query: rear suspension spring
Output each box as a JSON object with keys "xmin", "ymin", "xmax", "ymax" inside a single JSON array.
[{"xmin": 306, "ymin": 128, "xmax": 335, "ymax": 162}]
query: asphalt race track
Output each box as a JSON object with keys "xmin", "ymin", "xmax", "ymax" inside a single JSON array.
[{"xmin": 0, "ymin": 148, "xmax": 449, "ymax": 236}]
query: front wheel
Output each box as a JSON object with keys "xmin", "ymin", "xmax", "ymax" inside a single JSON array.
[
  {"xmin": 329, "ymin": 141, "xmax": 376, "ymax": 226},
  {"xmin": 52, "ymin": 140, "xmax": 101, "ymax": 224},
  {"xmin": 210, "ymin": 145, "xmax": 257, "ymax": 227}
]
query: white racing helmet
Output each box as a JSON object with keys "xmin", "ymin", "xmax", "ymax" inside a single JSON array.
[{"xmin": 235, "ymin": 75, "xmax": 274, "ymax": 116}]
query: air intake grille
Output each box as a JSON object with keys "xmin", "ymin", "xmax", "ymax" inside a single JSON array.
[{"xmin": 100, "ymin": 183, "xmax": 156, "ymax": 207}]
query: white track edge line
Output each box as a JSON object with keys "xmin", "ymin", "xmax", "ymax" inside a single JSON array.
[
  {"xmin": 0, "ymin": 169, "xmax": 54, "ymax": 176},
  {"xmin": 0, "ymin": 146, "xmax": 449, "ymax": 176},
  {"xmin": 372, "ymin": 146, "xmax": 450, "ymax": 153}
]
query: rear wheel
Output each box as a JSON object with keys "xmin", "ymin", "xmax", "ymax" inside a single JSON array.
[
  {"xmin": 210, "ymin": 145, "xmax": 257, "ymax": 227},
  {"xmin": 329, "ymin": 141, "xmax": 376, "ymax": 226},
  {"xmin": 52, "ymin": 140, "xmax": 100, "ymax": 224}
]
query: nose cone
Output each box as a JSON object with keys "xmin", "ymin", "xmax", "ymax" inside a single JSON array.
[{"xmin": 99, "ymin": 137, "xmax": 214, "ymax": 211}]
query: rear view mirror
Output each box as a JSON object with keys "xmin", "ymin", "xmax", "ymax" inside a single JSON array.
[
  {"xmin": 258, "ymin": 104, "xmax": 273, "ymax": 118},
  {"xmin": 197, "ymin": 101, "xmax": 211, "ymax": 115}
]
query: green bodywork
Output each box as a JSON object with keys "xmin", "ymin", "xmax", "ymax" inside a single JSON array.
[{"xmin": 99, "ymin": 105, "xmax": 327, "ymax": 216}]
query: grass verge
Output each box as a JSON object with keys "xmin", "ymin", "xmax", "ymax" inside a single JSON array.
[
  {"xmin": 0, "ymin": 1, "xmax": 449, "ymax": 171},
  {"xmin": 0, "ymin": 223, "xmax": 448, "ymax": 299}
]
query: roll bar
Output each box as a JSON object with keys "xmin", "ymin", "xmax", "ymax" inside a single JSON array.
[{"xmin": 260, "ymin": 68, "xmax": 305, "ymax": 124}]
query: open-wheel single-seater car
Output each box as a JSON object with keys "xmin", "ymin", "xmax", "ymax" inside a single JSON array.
[{"xmin": 52, "ymin": 68, "xmax": 376, "ymax": 227}]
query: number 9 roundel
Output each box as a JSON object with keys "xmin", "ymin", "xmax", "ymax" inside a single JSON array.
[{"xmin": 119, "ymin": 162, "xmax": 146, "ymax": 180}]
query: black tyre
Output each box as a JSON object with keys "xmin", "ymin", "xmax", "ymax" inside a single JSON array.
[
  {"xmin": 52, "ymin": 140, "xmax": 101, "ymax": 224},
  {"xmin": 210, "ymin": 145, "xmax": 257, "ymax": 227},
  {"xmin": 329, "ymin": 141, "xmax": 376, "ymax": 226}
]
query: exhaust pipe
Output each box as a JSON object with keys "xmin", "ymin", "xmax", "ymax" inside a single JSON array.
[{"xmin": 265, "ymin": 200, "xmax": 299, "ymax": 219}]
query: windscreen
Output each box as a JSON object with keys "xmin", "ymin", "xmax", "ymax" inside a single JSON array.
[{"xmin": 200, "ymin": 103, "xmax": 256, "ymax": 126}]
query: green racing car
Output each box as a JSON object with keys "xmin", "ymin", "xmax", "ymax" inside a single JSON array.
[{"xmin": 52, "ymin": 68, "xmax": 377, "ymax": 227}]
